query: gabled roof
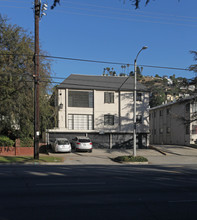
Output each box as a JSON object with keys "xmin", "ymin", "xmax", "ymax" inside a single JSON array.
[{"xmin": 57, "ymin": 74, "xmax": 148, "ymax": 92}]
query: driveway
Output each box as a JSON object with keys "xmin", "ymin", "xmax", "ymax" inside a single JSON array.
[{"xmin": 47, "ymin": 145, "xmax": 197, "ymax": 165}]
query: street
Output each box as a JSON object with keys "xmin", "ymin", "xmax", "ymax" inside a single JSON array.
[{"xmin": 0, "ymin": 164, "xmax": 197, "ymax": 220}]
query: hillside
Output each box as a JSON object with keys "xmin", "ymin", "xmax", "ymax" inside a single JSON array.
[{"xmin": 139, "ymin": 75, "xmax": 196, "ymax": 107}]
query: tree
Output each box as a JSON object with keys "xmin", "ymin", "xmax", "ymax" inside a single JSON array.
[
  {"xmin": 190, "ymin": 51, "xmax": 197, "ymax": 73},
  {"xmin": 129, "ymin": 66, "xmax": 143, "ymax": 80},
  {"xmin": 0, "ymin": 15, "xmax": 54, "ymax": 140},
  {"xmin": 128, "ymin": 0, "xmax": 180, "ymax": 9},
  {"xmin": 129, "ymin": 0, "xmax": 151, "ymax": 9},
  {"xmin": 149, "ymin": 88, "xmax": 166, "ymax": 107}
]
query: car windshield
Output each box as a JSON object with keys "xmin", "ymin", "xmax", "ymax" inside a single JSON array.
[
  {"xmin": 78, "ymin": 139, "xmax": 90, "ymax": 143},
  {"xmin": 57, "ymin": 140, "xmax": 69, "ymax": 145}
]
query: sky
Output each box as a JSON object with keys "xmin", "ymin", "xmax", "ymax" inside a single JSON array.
[{"xmin": 1, "ymin": 0, "xmax": 197, "ymax": 83}]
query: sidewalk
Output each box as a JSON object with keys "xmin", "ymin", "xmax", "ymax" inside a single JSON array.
[{"xmin": 48, "ymin": 145, "xmax": 197, "ymax": 165}]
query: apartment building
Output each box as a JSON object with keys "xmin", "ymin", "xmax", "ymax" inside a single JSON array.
[
  {"xmin": 48, "ymin": 74, "xmax": 149, "ymax": 148},
  {"xmin": 149, "ymin": 96, "xmax": 197, "ymax": 145}
]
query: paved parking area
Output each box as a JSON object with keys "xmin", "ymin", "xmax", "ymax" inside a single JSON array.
[{"xmin": 47, "ymin": 145, "xmax": 197, "ymax": 165}]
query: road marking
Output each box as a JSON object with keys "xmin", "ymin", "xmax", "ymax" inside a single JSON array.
[
  {"xmin": 28, "ymin": 172, "xmax": 48, "ymax": 176},
  {"xmin": 47, "ymin": 172, "xmax": 65, "ymax": 176}
]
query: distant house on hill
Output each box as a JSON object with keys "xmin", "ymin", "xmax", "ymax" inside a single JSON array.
[{"xmin": 47, "ymin": 74, "xmax": 150, "ymax": 149}]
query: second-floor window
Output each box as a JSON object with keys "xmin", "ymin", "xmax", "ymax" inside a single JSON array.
[
  {"xmin": 68, "ymin": 90, "xmax": 93, "ymax": 108},
  {"xmin": 104, "ymin": 92, "xmax": 114, "ymax": 103}
]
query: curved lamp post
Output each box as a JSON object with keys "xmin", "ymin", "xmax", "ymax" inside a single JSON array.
[{"xmin": 133, "ymin": 46, "xmax": 148, "ymax": 157}]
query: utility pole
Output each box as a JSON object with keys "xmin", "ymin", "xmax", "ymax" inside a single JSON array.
[{"xmin": 34, "ymin": 0, "xmax": 41, "ymax": 159}]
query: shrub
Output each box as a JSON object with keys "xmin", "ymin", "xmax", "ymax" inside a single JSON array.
[
  {"xmin": 113, "ymin": 155, "xmax": 148, "ymax": 163},
  {"xmin": 20, "ymin": 137, "xmax": 33, "ymax": 147},
  {"xmin": 0, "ymin": 136, "xmax": 14, "ymax": 147}
]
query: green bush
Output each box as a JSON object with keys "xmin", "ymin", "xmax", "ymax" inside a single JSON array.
[
  {"xmin": 113, "ymin": 155, "xmax": 148, "ymax": 163},
  {"xmin": 0, "ymin": 136, "xmax": 14, "ymax": 147},
  {"xmin": 20, "ymin": 137, "xmax": 33, "ymax": 147}
]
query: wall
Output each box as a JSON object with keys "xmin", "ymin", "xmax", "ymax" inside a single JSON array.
[
  {"xmin": 58, "ymin": 89, "xmax": 66, "ymax": 128},
  {"xmin": 55, "ymin": 88, "xmax": 149, "ymax": 136},
  {"xmin": 150, "ymin": 101, "xmax": 191, "ymax": 145},
  {"xmin": 0, "ymin": 146, "xmax": 34, "ymax": 156},
  {"xmin": 94, "ymin": 90, "xmax": 119, "ymax": 132}
]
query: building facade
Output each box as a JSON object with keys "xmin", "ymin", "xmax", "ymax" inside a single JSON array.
[
  {"xmin": 48, "ymin": 74, "xmax": 149, "ymax": 149},
  {"xmin": 149, "ymin": 96, "xmax": 197, "ymax": 146}
]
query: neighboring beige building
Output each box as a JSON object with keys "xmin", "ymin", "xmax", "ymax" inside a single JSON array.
[
  {"xmin": 48, "ymin": 74, "xmax": 150, "ymax": 148},
  {"xmin": 149, "ymin": 96, "xmax": 197, "ymax": 146}
]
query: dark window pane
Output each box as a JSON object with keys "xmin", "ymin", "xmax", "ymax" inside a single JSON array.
[
  {"xmin": 104, "ymin": 92, "xmax": 114, "ymax": 103},
  {"xmin": 78, "ymin": 139, "xmax": 90, "ymax": 143},
  {"xmin": 68, "ymin": 91, "xmax": 93, "ymax": 108},
  {"xmin": 57, "ymin": 140, "xmax": 69, "ymax": 145}
]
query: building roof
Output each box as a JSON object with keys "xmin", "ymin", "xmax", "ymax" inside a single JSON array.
[
  {"xmin": 150, "ymin": 95, "xmax": 197, "ymax": 111},
  {"xmin": 57, "ymin": 74, "xmax": 149, "ymax": 92}
]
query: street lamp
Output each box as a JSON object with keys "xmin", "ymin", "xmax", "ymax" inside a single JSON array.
[{"xmin": 133, "ymin": 46, "xmax": 148, "ymax": 157}]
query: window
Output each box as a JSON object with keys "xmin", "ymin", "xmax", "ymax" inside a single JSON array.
[
  {"xmin": 104, "ymin": 115, "xmax": 114, "ymax": 125},
  {"xmin": 136, "ymin": 93, "xmax": 142, "ymax": 101},
  {"xmin": 104, "ymin": 92, "xmax": 114, "ymax": 103},
  {"xmin": 68, "ymin": 114, "xmax": 93, "ymax": 130},
  {"xmin": 68, "ymin": 91, "xmax": 93, "ymax": 108},
  {"xmin": 192, "ymin": 125, "xmax": 197, "ymax": 134},
  {"xmin": 166, "ymin": 108, "xmax": 170, "ymax": 115},
  {"xmin": 160, "ymin": 110, "xmax": 163, "ymax": 116},
  {"xmin": 136, "ymin": 115, "xmax": 142, "ymax": 123}
]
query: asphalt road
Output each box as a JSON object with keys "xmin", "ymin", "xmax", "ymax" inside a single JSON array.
[{"xmin": 0, "ymin": 164, "xmax": 197, "ymax": 220}]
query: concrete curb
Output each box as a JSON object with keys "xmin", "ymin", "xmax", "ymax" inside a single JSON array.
[
  {"xmin": 120, "ymin": 162, "xmax": 149, "ymax": 165},
  {"xmin": 149, "ymin": 145, "xmax": 167, "ymax": 156}
]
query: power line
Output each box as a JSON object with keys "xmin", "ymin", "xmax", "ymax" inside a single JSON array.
[
  {"xmin": 1, "ymin": 1, "xmax": 197, "ymax": 27},
  {"xmin": 59, "ymin": 5, "xmax": 197, "ymax": 24},
  {"xmin": 63, "ymin": 1, "xmax": 197, "ymax": 20},
  {"xmin": 40, "ymin": 54, "xmax": 190, "ymax": 71},
  {"xmin": 56, "ymin": 10, "xmax": 197, "ymax": 28},
  {"xmin": 0, "ymin": 53, "xmax": 190, "ymax": 71}
]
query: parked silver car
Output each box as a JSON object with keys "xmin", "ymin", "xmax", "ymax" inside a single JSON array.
[
  {"xmin": 52, "ymin": 138, "xmax": 71, "ymax": 153},
  {"xmin": 72, "ymin": 136, "xmax": 92, "ymax": 152}
]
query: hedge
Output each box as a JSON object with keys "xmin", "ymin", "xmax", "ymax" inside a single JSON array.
[{"xmin": 0, "ymin": 136, "xmax": 14, "ymax": 147}]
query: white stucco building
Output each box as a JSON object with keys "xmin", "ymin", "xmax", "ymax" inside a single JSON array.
[
  {"xmin": 149, "ymin": 96, "xmax": 197, "ymax": 146},
  {"xmin": 48, "ymin": 74, "xmax": 150, "ymax": 148}
]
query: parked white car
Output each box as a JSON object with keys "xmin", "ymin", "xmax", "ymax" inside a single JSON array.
[
  {"xmin": 72, "ymin": 136, "xmax": 92, "ymax": 152},
  {"xmin": 52, "ymin": 138, "xmax": 71, "ymax": 153}
]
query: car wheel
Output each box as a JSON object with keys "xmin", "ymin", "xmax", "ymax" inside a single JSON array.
[{"xmin": 89, "ymin": 149, "xmax": 92, "ymax": 153}]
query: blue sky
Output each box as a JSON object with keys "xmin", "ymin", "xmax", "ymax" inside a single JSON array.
[{"xmin": 1, "ymin": 0, "xmax": 197, "ymax": 82}]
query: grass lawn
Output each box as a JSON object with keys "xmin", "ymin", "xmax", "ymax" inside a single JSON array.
[{"xmin": 0, "ymin": 155, "xmax": 64, "ymax": 163}]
